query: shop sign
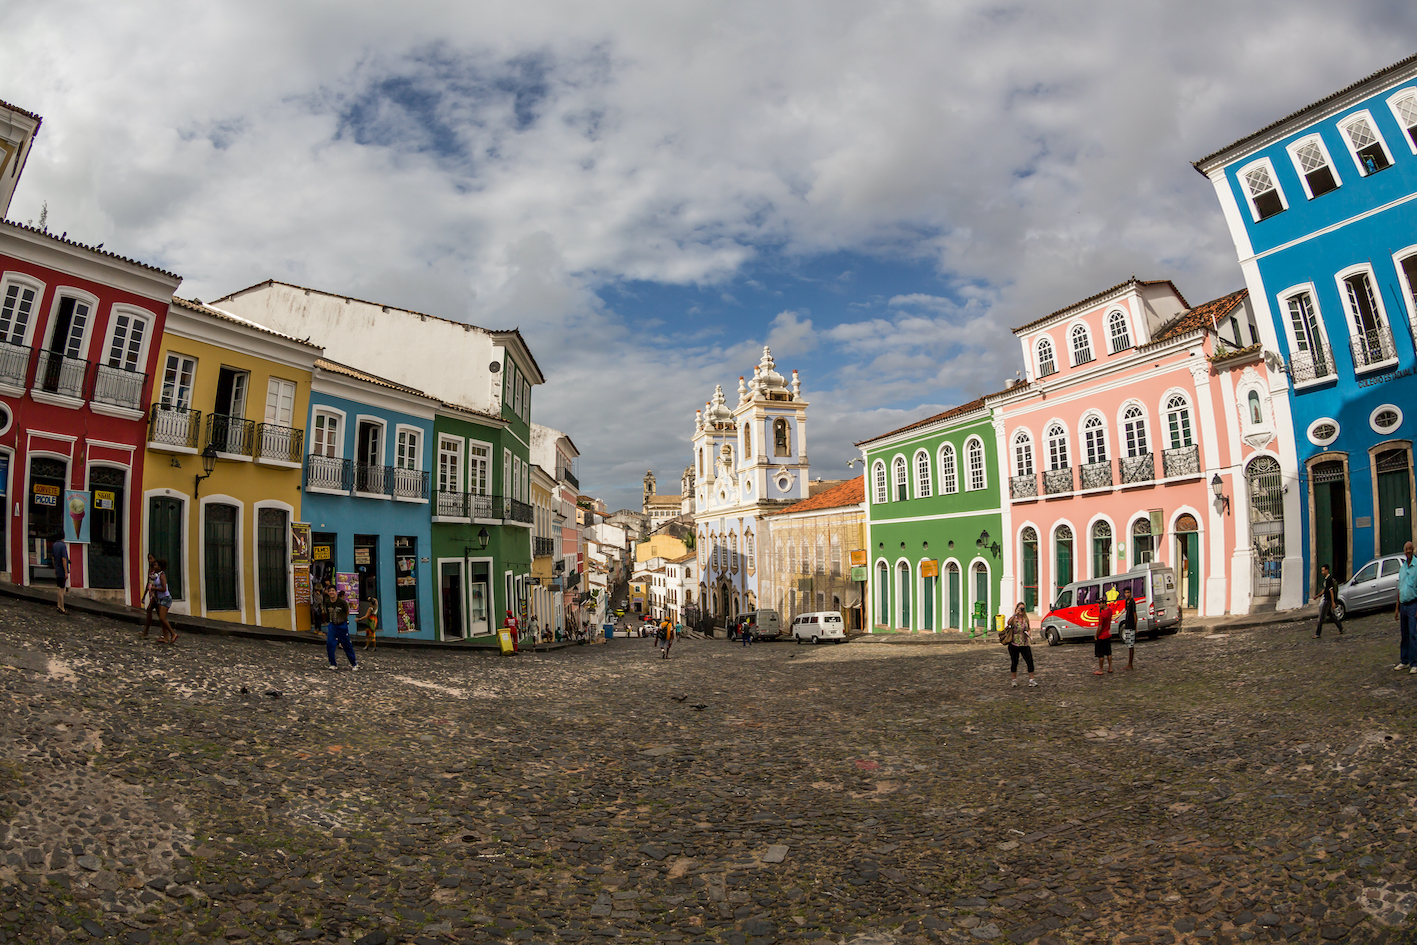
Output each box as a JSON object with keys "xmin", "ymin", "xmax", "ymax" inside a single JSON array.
[
  {"xmin": 920, "ymin": 559, "xmax": 939, "ymax": 578},
  {"xmin": 32, "ymin": 483, "xmax": 59, "ymax": 506},
  {"xmin": 293, "ymin": 565, "xmax": 311, "ymax": 605},
  {"xmin": 354, "ymin": 547, "xmax": 372, "ymax": 566},
  {"xmin": 849, "ymin": 549, "xmax": 867, "ymax": 567},
  {"xmin": 313, "ymin": 545, "xmax": 332, "ymax": 561},
  {"xmin": 93, "ymin": 490, "xmax": 115, "ymax": 511}
]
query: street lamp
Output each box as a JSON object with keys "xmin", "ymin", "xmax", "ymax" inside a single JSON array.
[
  {"xmin": 477, "ymin": 526, "xmax": 491, "ymax": 549},
  {"xmin": 194, "ymin": 445, "xmax": 218, "ymax": 499},
  {"xmin": 1211, "ymin": 474, "xmax": 1230, "ymax": 515},
  {"xmin": 976, "ymin": 528, "xmax": 1001, "ymax": 559}
]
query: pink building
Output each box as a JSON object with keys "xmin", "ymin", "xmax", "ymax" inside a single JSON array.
[{"xmin": 989, "ymin": 278, "xmax": 1300, "ymax": 620}]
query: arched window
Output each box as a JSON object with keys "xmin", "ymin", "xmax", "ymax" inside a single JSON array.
[
  {"xmin": 893, "ymin": 456, "xmax": 908, "ymax": 501},
  {"xmin": 1047, "ymin": 423, "xmax": 1069, "ymax": 470},
  {"xmin": 873, "ymin": 461, "xmax": 888, "ymax": 504},
  {"xmin": 1020, "ymin": 526, "xmax": 1039, "ymax": 612},
  {"xmin": 729, "ymin": 532, "xmax": 738, "ymax": 570},
  {"xmin": 966, "ymin": 437, "xmax": 986, "ymax": 491},
  {"xmin": 1055, "ymin": 525, "xmax": 1074, "ymax": 591},
  {"xmin": 938, "ymin": 443, "xmax": 958, "ymax": 494},
  {"xmin": 915, "ymin": 449, "xmax": 932, "ymax": 498},
  {"xmin": 1083, "ymin": 415, "xmax": 1107, "ymax": 465},
  {"xmin": 1123, "ymin": 405, "xmax": 1148, "ymax": 457},
  {"xmin": 1132, "ymin": 518, "xmax": 1154, "ymax": 566},
  {"xmin": 1070, "ymin": 324, "xmax": 1093, "ymax": 365},
  {"xmin": 815, "ymin": 537, "xmax": 825, "ymax": 574},
  {"xmin": 1248, "ymin": 390, "xmax": 1263, "ymax": 425},
  {"xmin": 711, "ymin": 535, "xmax": 719, "ymax": 570},
  {"xmin": 745, "ymin": 531, "xmax": 755, "ymax": 571},
  {"xmin": 1091, "ymin": 521, "xmax": 1112, "ymax": 578},
  {"xmin": 1166, "ymin": 394, "xmax": 1194, "ymax": 449},
  {"xmin": 1108, "ymin": 310, "xmax": 1131, "ymax": 352},
  {"xmin": 774, "ymin": 419, "xmax": 790, "ymax": 456},
  {"xmin": 1036, "ymin": 337, "xmax": 1057, "ymax": 378},
  {"xmin": 830, "ymin": 536, "xmax": 842, "ymax": 576},
  {"xmin": 1013, "ymin": 430, "xmax": 1034, "ymax": 477},
  {"xmin": 743, "ymin": 422, "xmax": 752, "ymax": 457}
]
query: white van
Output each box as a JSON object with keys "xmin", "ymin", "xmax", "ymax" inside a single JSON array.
[
  {"xmin": 791, "ymin": 611, "xmax": 847, "ymax": 644},
  {"xmin": 1038, "ymin": 563, "xmax": 1181, "ymax": 646}
]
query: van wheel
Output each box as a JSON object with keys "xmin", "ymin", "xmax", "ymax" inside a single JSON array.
[
  {"xmin": 1045, "ymin": 627, "xmax": 1061, "ymax": 647},
  {"xmin": 811, "ymin": 635, "xmax": 819, "ymax": 645}
]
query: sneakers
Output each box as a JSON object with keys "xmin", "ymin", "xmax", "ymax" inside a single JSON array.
[
  {"xmin": 1011, "ymin": 679, "xmax": 1018, "ymax": 688},
  {"xmin": 1028, "ymin": 678, "xmax": 1038, "ymax": 687},
  {"xmin": 326, "ymin": 664, "xmax": 337, "ymax": 670},
  {"xmin": 1410, "ymin": 666, "xmax": 1417, "ymax": 675},
  {"xmin": 1396, "ymin": 663, "xmax": 1410, "ymax": 671},
  {"xmin": 352, "ymin": 664, "xmax": 360, "ymax": 672}
]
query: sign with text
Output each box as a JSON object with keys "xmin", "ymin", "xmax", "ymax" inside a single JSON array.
[
  {"xmin": 290, "ymin": 523, "xmax": 311, "ymax": 565},
  {"xmin": 293, "ymin": 565, "xmax": 311, "ymax": 605},
  {"xmin": 93, "ymin": 490, "xmax": 115, "ymax": 511},
  {"xmin": 920, "ymin": 559, "xmax": 939, "ymax": 578},
  {"xmin": 32, "ymin": 482, "xmax": 59, "ymax": 507},
  {"xmin": 849, "ymin": 549, "xmax": 868, "ymax": 567},
  {"xmin": 850, "ymin": 566, "xmax": 868, "ymax": 582},
  {"xmin": 63, "ymin": 491, "xmax": 91, "ymax": 544}
]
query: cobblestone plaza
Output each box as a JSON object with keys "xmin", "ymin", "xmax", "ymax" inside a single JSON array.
[{"xmin": 1, "ymin": 596, "xmax": 1414, "ymax": 945}]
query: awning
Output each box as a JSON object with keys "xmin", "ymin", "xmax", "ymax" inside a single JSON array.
[{"xmin": 846, "ymin": 593, "xmax": 862, "ymax": 608}]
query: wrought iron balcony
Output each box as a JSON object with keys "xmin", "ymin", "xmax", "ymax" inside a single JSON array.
[
  {"xmin": 148, "ymin": 404, "xmax": 201, "ymax": 450},
  {"xmin": 1286, "ymin": 349, "xmax": 1334, "ymax": 384},
  {"xmin": 470, "ymin": 494, "xmax": 505, "ymax": 519},
  {"xmin": 534, "ymin": 536, "xmax": 556, "ymax": 557},
  {"xmin": 34, "ymin": 350, "xmax": 87, "ymax": 399},
  {"xmin": 1080, "ymin": 460, "xmax": 1113, "ymax": 490},
  {"xmin": 557, "ymin": 467, "xmax": 579, "ymax": 489},
  {"xmin": 354, "ymin": 462, "xmax": 389, "ymax": 495},
  {"xmin": 0, "ymin": 340, "xmax": 30, "ymax": 389},
  {"xmin": 507, "ymin": 498, "xmax": 534, "ymax": 524},
  {"xmin": 207, "ymin": 413, "xmax": 255, "ymax": 456},
  {"xmin": 1037, "ymin": 362, "xmax": 1058, "ymax": 379},
  {"xmin": 1350, "ymin": 326, "xmax": 1397, "ymax": 372},
  {"xmin": 305, "ymin": 454, "xmax": 351, "ymax": 491},
  {"xmin": 90, "ymin": 363, "xmax": 147, "ymax": 410},
  {"xmin": 390, "ymin": 466, "xmax": 430, "ymax": 500},
  {"xmin": 1043, "ymin": 467, "xmax": 1074, "ymax": 495},
  {"xmin": 255, "ymin": 423, "xmax": 304, "ymax": 464},
  {"xmin": 1119, "ymin": 453, "xmax": 1154, "ymax": 485},
  {"xmin": 1162, "ymin": 443, "xmax": 1201, "ymax": 479},
  {"xmin": 435, "ymin": 490, "xmax": 470, "ymax": 518},
  {"xmin": 1009, "ymin": 473, "xmax": 1038, "ymax": 500}
]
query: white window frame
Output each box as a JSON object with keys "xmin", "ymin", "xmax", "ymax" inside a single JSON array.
[
  {"xmin": 1163, "ymin": 392, "xmax": 1195, "ymax": 451},
  {"xmin": 503, "ymin": 448, "xmax": 512, "ymax": 500},
  {"xmin": 892, "ymin": 454, "xmax": 908, "ymax": 502},
  {"xmin": 1236, "ymin": 157, "xmax": 1288, "ymax": 222},
  {"xmin": 1370, "ymin": 404, "xmax": 1404, "ymax": 435},
  {"xmin": 1046, "ymin": 422, "xmax": 1070, "ymax": 471},
  {"xmin": 938, "ymin": 442, "xmax": 958, "ymax": 494},
  {"xmin": 1307, "ymin": 417, "xmax": 1340, "ymax": 447},
  {"xmin": 98, "ymin": 305, "xmax": 153, "ymax": 374},
  {"xmin": 41, "ymin": 287, "xmax": 101, "ymax": 362},
  {"xmin": 1080, "ymin": 412, "xmax": 1108, "ymax": 466},
  {"xmin": 1012, "ymin": 429, "xmax": 1034, "ymax": 478},
  {"xmin": 1035, "ymin": 335, "xmax": 1058, "ymax": 378},
  {"xmin": 964, "ymin": 435, "xmax": 987, "ymax": 492},
  {"xmin": 1068, "ymin": 322, "xmax": 1094, "ymax": 366},
  {"xmin": 468, "ymin": 439, "xmax": 492, "ymax": 495},
  {"xmin": 1337, "ymin": 109, "xmax": 1395, "ymax": 177},
  {"xmin": 310, "ymin": 407, "xmax": 347, "ymax": 458},
  {"xmin": 395, "ymin": 424, "xmax": 423, "ymax": 471},
  {"xmin": 0, "ymin": 272, "xmax": 45, "ymax": 348},
  {"xmin": 914, "ymin": 448, "xmax": 932, "ymax": 499},
  {"xmin": 263, "ymin": 376, "xmax": 297, "ymax": 428},
  {"xmin": 1385, "ymin": 87, "xmax": 1417, "ymax": 155},
  {"xmin": 1391, "ymin": 244, "xmax": 1417, "ymax": 335},
  {"xmin": 1119, "ymin": 402, "xmax": 1149, "ymax": 458},
  {"xmin": 1284, "ymin": 133, "xmax": 1343, "ymax": 200},
  {"xmin": 1334, "ymin": 262, "xmax": 1398, "ymax": 373},
  {"xmin": 1276, "ymin": 283, "xmax": 1335, "ymax": 388},
  {"xmin": 1106, "ymin": 309, "xmax": 1132, "ymax": 353},
  {"xmin": 872, "ymin": 460, "xmax": 888, "ymax": 505}
]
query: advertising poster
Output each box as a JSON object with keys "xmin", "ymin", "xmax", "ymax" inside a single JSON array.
[
  {"xmin": 290, "ymin": 523, "xmax": 311, "ymax": 565},
  {"xmin": 62, "ymin": 490, "xmax": 92, "ymax": 544},
  {"xmin": 93, "ymin": 490, "xmax": 115, "ymax": 511},
  {"xmin": 293, "ymin": 565, "xmax": 312, "ymax": 605},
  {"xmin": 397, "ymin": 599, "xmax": 418, "ymax": 633},
  {"xmin": 921, "ymin": 559, "xmax": 939, "ymax": 578},
  {"xmin": 335, "ymin": 571, "xmax": 360, "ymax": 611}
]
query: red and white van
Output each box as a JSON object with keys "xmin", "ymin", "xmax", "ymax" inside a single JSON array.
[{"xmin": 1038, "ymin": 563, "xmax": 1181, "ymax": 646}]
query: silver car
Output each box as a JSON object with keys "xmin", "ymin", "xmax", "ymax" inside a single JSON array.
[{"xmin": 1334, "ymin": 554, "xmax": 1407, "ymax": 621}]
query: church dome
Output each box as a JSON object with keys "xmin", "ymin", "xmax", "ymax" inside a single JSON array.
[
  {"xmin": 754, "ymin": 346, "xmax": 786, "ymax": 392},
  {"xmin": 705, "ymin": 384, "xmax": 736, "ymax": 428}
]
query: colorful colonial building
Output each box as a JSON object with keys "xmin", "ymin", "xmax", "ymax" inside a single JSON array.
[{"xmin": 759, "ymin": 476, "xmax": 867, "ymax": 629}]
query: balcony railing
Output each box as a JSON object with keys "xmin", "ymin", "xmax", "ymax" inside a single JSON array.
[
  {"xmin": 255, "ymin": 423, "xmax": 304, "ymax": 464},
  {"xmin": 1080, "ymin": 460, "xmax": 1113, "ymax": 490},
  {"xmin": 207, "ymin": 413, "xmax": 255, "ymax": 456},
  {"xmin": 1043, "ymin": 467, "xmax": 1074, "ymax": 495},
  {"xmin": 34, "ymin": 350, "xmax": 87, "ymax": 399},
  {"xmin": 535, "ymin": 536, "xmax": 556, "ymax": 556},
  {"xmin": 305, "ymin": 455, "xmax": 351, "ymax": 491},
  {"xmin": 1009, "ymin": 473, "xmax": 1038, "ymax": 500},
  {"xmin": 390, "ymin": 466, "xmax": 430, "ymax": 500},
  {"xmin": 90, "ymin": 363, "xmax": 147, "ymax": 410},
  {"xmin": 435, "ymin": 490, "xmax": 470, "ymax": 518},
  {"xmin": 471, "ymin": 494, "xmax": 505, "ymax": 520},
  {"xmin": 1037, "ymin": 362, "xmax": 1058, "ymax": 379},
  {"xmin": 1119, "ymin": 453, "xmax": 1154, "ymax": 485},
  {"xmin": 1286, "ymin": 349, "xmax": 1334, "ymax": 384},
  {"xmin": 1162, "ymin": 443, "xmax": 1201, "ymax": 479},
  {"xmin": 1350, "ymin": 326, "xmax": 1397, "ymax": 372},
  {"xmin": 0, "ymin": 340, "xmax": 31, "ymax": 388},
  {"xmin": 507, "ymin": 498, "xmax": 534, "ymax": 524},
  {"xmin": 557, "ymin": 467, "xmax": 579, "ymax": 489},
  {"xmin": 148, "ymin": 404, "xmax": 201, "ymax": 449},
  {"xmin": 354, "ymin": 462, "xmax": 389, "ymax": 495}
]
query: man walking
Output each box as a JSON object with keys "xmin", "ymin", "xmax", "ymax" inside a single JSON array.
[
  {"xmin": 1396, "ymin": 541, "xmax": 1417, "ymax": 672},
  {"xmin": 1120, "ymin": 585, "xmax": 1138, "ymax": 671},
  {"xmin": 1315, "ymin": 563, "xmax": 1344, "ymax": 638}
]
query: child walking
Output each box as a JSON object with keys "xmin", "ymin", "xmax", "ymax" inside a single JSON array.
[{"xmin": 1093, "ymin": 599, "xmax": 1113, "ymax": 675}]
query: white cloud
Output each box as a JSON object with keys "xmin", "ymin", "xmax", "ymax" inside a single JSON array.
[{"xmin": 4, "ymin": 0, "xmax": 1416, "ymax": 508}]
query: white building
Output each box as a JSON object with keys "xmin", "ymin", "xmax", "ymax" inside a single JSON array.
[{"xmin": 691, "ymin": 347, "xmax": 811, "ymax": 624}]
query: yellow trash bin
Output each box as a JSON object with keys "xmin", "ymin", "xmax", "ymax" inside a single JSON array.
[{"xmin": 498, "ymin": 629, "xmax": 515, "ymax": 655}]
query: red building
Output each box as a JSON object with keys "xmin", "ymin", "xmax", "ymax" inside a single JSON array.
[{"xmin": 1, "ymin": 100, "xmax": 182, "ymax": 604}]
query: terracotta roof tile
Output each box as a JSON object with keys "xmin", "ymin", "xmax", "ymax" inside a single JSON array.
[
  {"xmin": 315, "ymin": 358, "xmax": 435, "ymax": 399},
  {"xmin": 855, "ymin": 398, "xmax": 986, "ymax": 448},
  {"xmin": 1011, "ymin": 278, "xmax": 1187, "ymax": 334},
  {"xmin": 1153, "ymin": 289, "xmax": 1248, "ymax": 342},
  {"xmin": 3, "ymin": 220, "xmax": 180, "ymax": 281},
  {"xmin": 172, "ymin": 297, "xmax": 319, "ymax": 348},
  {"xmin": 764, "ymin": 476, "xmax": 864, "ymax": 517},
  {"xmin": 0, "ymin": 99, "xmax": 43, "ymax": 123}
]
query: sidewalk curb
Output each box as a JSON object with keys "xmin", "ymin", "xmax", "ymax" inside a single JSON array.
[{"xmin": 0, "ymin": 581, "xmax": 578, "ymax": 654}]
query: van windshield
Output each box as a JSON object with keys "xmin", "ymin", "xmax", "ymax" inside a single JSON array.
[{"xmin": 1055, "ymin": 590, "xmax": 1073, "ymax": 609}]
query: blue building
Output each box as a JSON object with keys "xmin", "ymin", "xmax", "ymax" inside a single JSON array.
[
  {"xmin": 1195, "ymin": 54, "xmax": 1417, "ymax": 598},
  {"xmin": 302, "ymin": 359, "xmax": 438, "ymax": 639}
]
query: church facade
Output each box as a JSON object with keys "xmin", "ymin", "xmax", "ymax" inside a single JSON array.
[{"xmin": 691, "ymin": 347, "xmax": 810, "ymax": 624}]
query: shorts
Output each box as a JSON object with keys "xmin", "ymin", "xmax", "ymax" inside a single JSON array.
[
  {"xmin": 54, "ymin": 568, "xmax": 68, "ymax": 588},
  {"xmin": 156, "ymin": 595, "xmax": 173, "ymax": 609},
  {"xmin": 1094, "ymin": 638, "xmax": 1113, "ymax": 658},
  {"xmin": 1122, "ymin": 625, "xmax": 1136, "ymax": 647}
]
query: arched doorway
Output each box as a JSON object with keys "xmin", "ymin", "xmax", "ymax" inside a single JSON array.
[
  {"xmin": 1054, "ymin": 525, "xmax": 1074, "ymax": 597},
  {"xmin": 1091, "ymin": 521, "xmax": 1112, "ymax": 579},
  {"xmin": 1248, "ymin": 456, "xmax": 1286, "ymax": 596},
  {"xmin": 897, "ymin": 561, "xmax": 911, "ymax": 629},
  {"xmin": 946, "ymin": 561, "xmax": 961, "ymax": 629},
  {"xmin": 1174, "ymin": 513, "xmax": 1199, "ymax": 610},
  {"xmin": 1020, "ymin": 528, "xmax": 1039, "ymax": 612},
  {"xmin": 1131, "ymin": 518, "xmax": 1154, "ymax": 567},
  {"xmin": 876, "ymin": 561, "xmax": 889, "ymax": 628},
  {"xmin": 972, "ymin": 561, "xmax": 989, "ymax": 630},
  {"xmin": 1376, "ymin": 448, "xmax": 1413, "ymax": 556}
]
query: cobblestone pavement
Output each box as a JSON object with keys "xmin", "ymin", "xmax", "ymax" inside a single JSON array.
[{"xmin": 2, "ymin": 596, "xmax": 1416, "ymax": 945}]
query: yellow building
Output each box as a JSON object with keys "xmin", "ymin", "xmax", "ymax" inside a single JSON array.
[
  {"xmin": 634, "ymin": 532, "xmax": 690, "ymax": 566},
  {"xmin": 142, "ymin": 298, "xmax": 320, "ymax": 629}
]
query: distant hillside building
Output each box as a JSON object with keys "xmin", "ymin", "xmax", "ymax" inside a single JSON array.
[{"xmin": 642, "ymin": 470, "xmax": 683, "ymax": 526}]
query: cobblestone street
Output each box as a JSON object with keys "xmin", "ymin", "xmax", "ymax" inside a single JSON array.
[{"xmin": 2, "ymin": 596, "xmax": 1416, "ymax": 945}]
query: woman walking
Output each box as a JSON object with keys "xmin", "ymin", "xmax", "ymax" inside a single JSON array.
[
  {"xmin": 142, "ymin": 554, "xmax": 160, "ymax": 637},
  {"xmin": 150, "ymin": 559, "xmax": 176, "ymax": 644},
  {"xmin": 1006, "ymin": 602, "xmax": 1036, "ymax": 687}
]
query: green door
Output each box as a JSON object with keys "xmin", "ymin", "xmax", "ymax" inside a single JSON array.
[
  {"xmin": 1177, "ymin": 531, "xmax": 1199, "ymax": 608},
  {"xmin": 876, "ymin": 562, "xmax": 889, "ymax": 627},
  {"xmin": 947, "ymin": 564, "xmax": 960, "ymax": 629},
  {"xmin": 1311, "ymin": 462, "xmax": 1348, "ymax": 582},
  {"xmin": 204, "ymin": 503, "xmax": 238, "ymax": 611},
  {"xmin": 973, "ymin": 563, "xmax": 988, "ymax": 629},
  {"xmin": 1021, "ymin": 529, "xmax": 1039, "ymax": 612},
  {"xmin": 1377, "ymin": 450, "xmax": 1412, "ymax": 556},
  {"xmin": 922, "ymin": 574, "xmax": 935, "ymax": 630},
  {"xmin": 148, "ymin": 496, "xmax": 183, "ymax": 598}
]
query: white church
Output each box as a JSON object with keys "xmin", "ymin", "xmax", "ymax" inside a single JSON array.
[{"xmin": 692, "ymin": 347, "xmax": 811, "ymax": 624}]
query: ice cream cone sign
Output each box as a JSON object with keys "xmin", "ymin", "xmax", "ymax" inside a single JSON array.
[{"xmin": 63, "ymin": 491, "xmax": 91, "ymax": 544}]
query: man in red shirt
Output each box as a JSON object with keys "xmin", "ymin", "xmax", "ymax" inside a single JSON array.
[
  {"xmin": 1093, "ymin": 601, "xmax": 1113, "ymax": 675},
  {"xmin": 503, "ymin": 610, "xmax": 520, "ymax": 653}
]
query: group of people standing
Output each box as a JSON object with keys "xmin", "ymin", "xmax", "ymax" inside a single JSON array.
[{"xmin": 1001, "ymin": 586, "xmax": 1140, "ymax": 687}]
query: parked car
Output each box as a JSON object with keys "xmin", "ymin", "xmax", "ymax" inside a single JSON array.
[
  {"xmin": 1039, "ymin": 563, "xmax": 1181, "ymax": 646},
  {"xmin": 741, "ymin": 609, "xmax": 783, "ymax": 640},
  {"xmin": 1334, "ymin": 554, "xmax": 1408, "ymax": 621},
  {"xmin": 791, "ymin": 611, "xmax": 847, "ymax": 644}
]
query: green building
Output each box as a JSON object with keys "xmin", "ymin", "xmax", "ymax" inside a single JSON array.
[{"xmin": 857, "ymin": 398, "xmax": 1004, "ymax": 632}]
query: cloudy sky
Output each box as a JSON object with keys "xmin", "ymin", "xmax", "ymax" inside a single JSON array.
[{"xmin": 4, "ymin": 2, "xmax": 1415, "ymax": 510}]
